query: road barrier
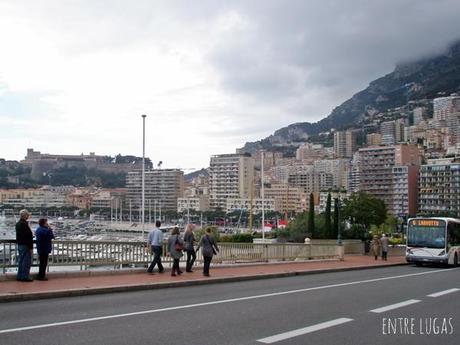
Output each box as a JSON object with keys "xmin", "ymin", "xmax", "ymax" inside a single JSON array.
[{"xmin": 1, "ymin": 239, "xmax": 339, "ymax": 273}]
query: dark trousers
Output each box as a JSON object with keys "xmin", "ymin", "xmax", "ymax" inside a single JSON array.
[
  {"xmin": 148, "ymin": 246, "xmax": 164, "ymax": 272},
  {"xmin": 38, "ymin": 253, "xmax": 49, "ymax": 278},
  {"xmin": 17, "ymin": 245, "xmax": 32, "ymax": 280},
  {"xmin": 186, "ymin": 249, "xmax": 196, "ymax": 271},
  {"xmin": 382, "ymin": 251, "xmax": 388, "ymax": 261},
  {"xmin": 172, "ymin": 258, "xmax": 181, "ymax": 274},
  {"xmin": 203, "ymin": 256, "xmax": 212, "ymax": 275}
]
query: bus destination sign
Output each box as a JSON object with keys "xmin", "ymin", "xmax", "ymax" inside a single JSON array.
[{"xmin": 410, "ymin": 219, "xmax": 443, "ymax": 227}]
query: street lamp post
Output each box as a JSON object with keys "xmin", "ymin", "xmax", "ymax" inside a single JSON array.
[
  {"xmin": 261, "ymin": 150, "xmax": 265, "ymax": 241},
  {"xmin": 337, "ymin": 197, "xmax": 342, "ymax": 246},
  {"xmin": 141, "ymin": 114, "xmax": 146, "ymax": 239}
]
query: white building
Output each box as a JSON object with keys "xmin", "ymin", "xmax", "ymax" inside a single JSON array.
[
  {"xmin": 226, "ymin": 198, "xmax": 279, "ymax": 214},
  {"xmin": 177, "ymin": 196, "xmax": 210, "ymax": 213},
  {"xmin": 209, "ymin": 154, "xmax": 255, "ymax": 209}
]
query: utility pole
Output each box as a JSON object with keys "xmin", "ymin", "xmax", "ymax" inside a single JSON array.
[
  {"xmin": 141, "ymin": 114, "xmax": 146, "ymax": 239},
  {"xmin": 261, "ymin": 150, "xmax": 265, "ymax": 241}
]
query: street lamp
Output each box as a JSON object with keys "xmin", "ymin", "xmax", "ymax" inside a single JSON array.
[
  {"xmin": 336, "ymin": 197, "xmax": 342, "ymax": 246},
  {"xmin": 141, "ymin": 114, "xmax": 146, "ymax": 239}
]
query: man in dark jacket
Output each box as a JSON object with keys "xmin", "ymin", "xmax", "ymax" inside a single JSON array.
[{"xmin": 16, "ymin": 209, "xmax": 33, "ymax": 282}]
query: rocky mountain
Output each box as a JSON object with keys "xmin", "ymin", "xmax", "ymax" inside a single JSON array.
[{"xmin": 241, "ymin": 39, "xmax": 460, "ymax": 154}]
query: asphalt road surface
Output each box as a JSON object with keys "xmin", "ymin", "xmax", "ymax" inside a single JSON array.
[{"xmin": 1, "ymin": 265, "xmax": 459, "ymax": 345}]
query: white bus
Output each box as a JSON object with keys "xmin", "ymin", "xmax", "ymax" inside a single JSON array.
[{"xmin": 406, "ymin": 217, "xmax": 460, "ymax": 267}]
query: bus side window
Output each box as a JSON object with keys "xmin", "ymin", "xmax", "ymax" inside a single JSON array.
[{"xmin": 449, "ymin": 223, "xmax": 460, "ymax": 246}]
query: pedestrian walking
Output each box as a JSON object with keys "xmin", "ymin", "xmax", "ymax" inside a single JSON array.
[
  {"xmin": 196, "ymin": 227, "xmax": 219, "ymax": 277},
  {"xmin": 183, "ymin": 224, "xmax": 196, "ymax": 272},
  {"xmin": 381, "ymin": 233, "xmax": 389, "ymax": 261},
  {"xmin": 370, "ymin": 234, "xmax": 381, "ymax": 261},
  {"xmin": 15, "ymin": 209, "xmax": 34, "ymax": 282},
  {"xmin": 35, "ymin": 218, "xmax": 55, "ymax": 281},
  {"xmin": 167, "ymin": 226, "xmax": 184, "ymax": 276},
  {"xmin": 147, "ymin": 220, "xmax": 165, "ymax": 274}
]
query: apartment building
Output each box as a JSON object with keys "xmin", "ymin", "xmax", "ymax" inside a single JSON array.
[
  {"xmin": 126, "ymin": 169, "xmax": 184, "ymax": 212},
  {"xmin": 177, "ymin": 196, "xmax": 210, "ymax": 213},
  {"xmin": 334, "ymin": 130, "xmax": 357, "ymax": 158},
  {"xmin": 209, "ymin": 154, "xmax": 255, "ymax": 209},
  {"xmin": 419, "ymin": 158, "xmax": 460, "ymax": 217},
  {"xmin": 357, "ymin": 144, "xmax": 421, "ymax": 216},
  {"xmin": 264, "ymin": 183, "xmax": 307, "ymax": 214},
  {"xmin": 225, "ymin": 198, "xmax": 279, "ymax": 214}
]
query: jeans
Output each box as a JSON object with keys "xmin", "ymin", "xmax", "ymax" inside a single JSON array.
[
  {"xmin": 172, "ymin": 258, "xmax": 181, "ymax": 275},
  {"xmin": 17, "ymin": 245, "xmax": 32, "ymax": 280},
  {"xmin": 148, "ymin": 246, "xmax": 164, "ymax": 272},
  {"xmin": 38, "ymin": 253, "xmax": 49, "ymax": 278},
  {"xmin": 382, "ymin": 251, "xmax": 388, "ymax": 261},
  {"xmin": 186, "ymin": 249, "xmax": 196, "ymax": 271},
  {"xmin": 203, "ymin": 256, "xmax": 212, "ymax": 275}
]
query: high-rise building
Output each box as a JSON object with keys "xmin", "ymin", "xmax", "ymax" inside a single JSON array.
[
  {"xmin": 288, "ymin": 171, "xmax": 333, "ymax": 194},
  {"xmin": 126, "ymin": 169, "xmax": 184, "ymax": 212},
  {"xmin": 380, "ymin": 121, "xmax": 396, "ymax": 145},
  {"xmin": 413, "ymin": 107, "xmax": 428, "ymax": 125},
  {"xmin": 433, "ymin": 94, "xmax": 460, "ymax": 122},
  {"xmin": 313, "ymin": 159, "xmax": 350, "ymax": 190},
  {"xmin": 419, "ymin": 158, "xmax": 460, "ymax": 217},
  {"xmin": 357, "ymin": 144, "xmax": 421, "ymax": 216},
  {"xmin": 264, "ymin": 183, "xmax": 307, "ymax": 214},
  {"xmin": 209, "ymin": 154, "xmax": 255, "ymax": 209},
  {"xmin": 334, "ymin": 130, "xmax": 357, "ymax": 158},
  {"xmin": 366, "ymin": 133, "xmax": 382, "ymax": 146}
]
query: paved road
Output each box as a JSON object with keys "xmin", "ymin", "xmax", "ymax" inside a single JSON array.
[{"xmin": 1, "ymin": 265, "xmax": 459, "ymax": 345}]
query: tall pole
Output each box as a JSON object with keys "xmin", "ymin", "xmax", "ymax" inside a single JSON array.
[
  {"xmin": 149, "ymin": 199, "xmax": 152, "ymax": 225},
  {"xmin": 261, "ymin": 150, "xmax": 265, "ymax": 241},
  {"xmin": 120, "ymin": 199, "xmax": 123, "ymax": 223},
  {"xmin": 141, "ymin": 114, "xmax": 146, "ymax": 239},
  {"xmin": 159, "ymin": 201, "xmax": 162, "ymax": 222}
]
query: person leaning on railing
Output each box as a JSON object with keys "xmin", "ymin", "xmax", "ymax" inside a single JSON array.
[
  {"xmin": 15, "ymin": 209, "xmax": 34, "ymax": 282},
  {"xmin": 35, "ymin": 218, "xmax": 55, "ymax": 281}
]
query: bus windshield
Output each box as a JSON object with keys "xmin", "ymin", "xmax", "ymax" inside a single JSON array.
[{"xmin": 407, "ymin": 225, "xmax": 446, "ymax": 249}]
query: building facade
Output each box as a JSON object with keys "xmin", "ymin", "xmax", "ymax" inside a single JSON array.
[
  {"xmin": 419, "ymin": 158, "xmax": 460, "ymax": 217},
  {"xmin": 126, "ymin": 169, "xmax": 184, "ymax": 212},
  {"xmin": 209, "ymin": 154, "xmax": 255, "ymax": 209}
]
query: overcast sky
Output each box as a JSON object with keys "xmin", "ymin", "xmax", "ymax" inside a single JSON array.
[{"xmin": 1, "ymin": 0, "xmax": 460, "ymax": 170}]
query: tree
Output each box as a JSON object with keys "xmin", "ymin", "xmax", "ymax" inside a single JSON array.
[
  {"xmin": 341, "ymin": 192, "xmax": 387, "ymax": 239},
  {"xmin": 324, "ymin": 193, "xmax": 332, "ymax": 238},
  {"xmin": 285, "ymin": 212, "xmax": 310, "ymax": 242},
  {"xmin": 332, "ymin": 198, "xmax": 339, "ymax": 239},
  {"xmin": 308, "ymin": 193, "xmax": 315, "ymax": 237}
]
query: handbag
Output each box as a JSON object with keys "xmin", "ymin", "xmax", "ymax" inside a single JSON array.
[{"xmin": 174, "ymin": 235, "xmax": 184, "ymax": 251}]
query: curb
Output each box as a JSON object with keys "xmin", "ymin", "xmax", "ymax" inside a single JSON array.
[
  {"xmin": 0, "ymin": 262, "xmax": 408, "ymax": 303},
  {"xmin": 0, "ymin": 258, "xmax": 340, "ymax": 282}
]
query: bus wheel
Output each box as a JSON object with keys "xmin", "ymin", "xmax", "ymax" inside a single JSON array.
[
  {"xmin": 415, "ymin": 262, "xmax": 422, "ymax": 267},
  {"xmin": 454, "ymin": 254, "xmax": 459, "ymax": 268}
]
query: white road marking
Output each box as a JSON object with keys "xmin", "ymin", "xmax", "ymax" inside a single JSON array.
[
  {"xmin": 370, "ymin": 299, "xmax": 421, "ymax": 313},
  {"xmin": 257, "ymin": 318, "xmax": 354, "ymax": 344},
  {"xmin": 0, "ymin": 268, "xmax": 456, "ymax": 334},
  {"xmin": 427, "ymin": 288, "xmax": 460, "ymax": 297}
]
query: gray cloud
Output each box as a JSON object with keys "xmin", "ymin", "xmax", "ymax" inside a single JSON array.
[{"xmin": 207, "ymin": 0, "xmax": 460, "ymax": 120}]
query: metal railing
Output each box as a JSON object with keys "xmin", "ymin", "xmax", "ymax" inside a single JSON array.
[{"xmin": 1, "ymin": 240, "xmax": 338, "ymax": 273}]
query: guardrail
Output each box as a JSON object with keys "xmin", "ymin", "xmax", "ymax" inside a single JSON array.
[{"xmin": 1, "ymin": 240, "xmax": 338, "ymax": 273}]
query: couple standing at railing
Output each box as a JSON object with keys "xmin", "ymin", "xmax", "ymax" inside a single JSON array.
[
  {"xmin": 15, "ymin": 209, "xmax": 54, "ymax": 282},
  {"xmin": 147, "ymin": 221, "xmax": 219, "ymax": 277}
]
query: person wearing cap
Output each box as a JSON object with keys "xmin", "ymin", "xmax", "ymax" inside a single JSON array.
[{"xmin": 15, "ymin": 209, "xmax": 34, "ymax": 282}]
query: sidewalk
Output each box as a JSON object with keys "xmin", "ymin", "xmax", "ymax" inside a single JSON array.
[{"xmin": 0, "ymin": 255, "xmax": 407, "ymax": 302}]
